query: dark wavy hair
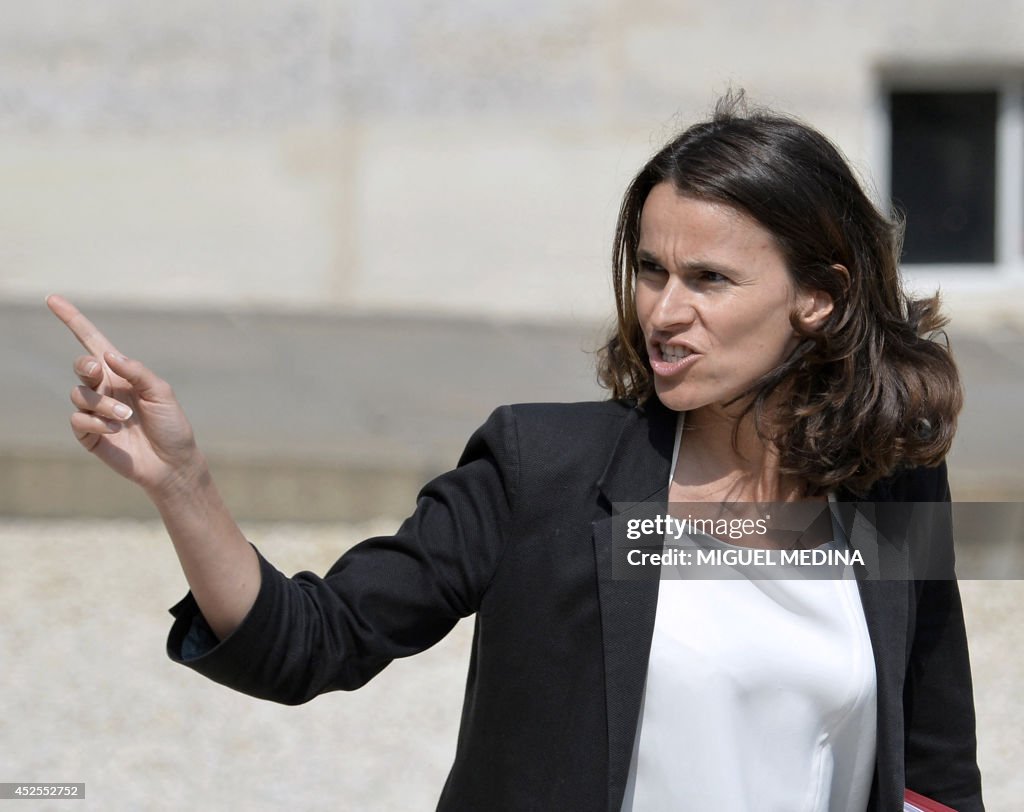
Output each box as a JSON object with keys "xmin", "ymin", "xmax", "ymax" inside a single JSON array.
[{"xmin": 597, "ymin": 93, "xmax": 963, "ymax": 495}]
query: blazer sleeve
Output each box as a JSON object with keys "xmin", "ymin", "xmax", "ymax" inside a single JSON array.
[
  {"xmin": 166, "ymin": 405, "xmax": 520, "ymax": 705},
  {"xmin": 900, "ymin": 462, "xmax": 985, "ymax": 811}
]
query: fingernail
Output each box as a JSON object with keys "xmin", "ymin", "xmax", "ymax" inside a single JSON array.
[
  {"xmin": 113, "ymin": 403, "xmax": 133, "ymax": 419},
  {"xmin": 84, "ymin": 361, "xmax": 99, "ymax": 375},
  {"xmin": 109, "ymin": 353, "xmax": 127, "ymax": 362}
]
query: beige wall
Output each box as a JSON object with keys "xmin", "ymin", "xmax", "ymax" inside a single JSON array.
[{"xmin": 2, "ymin": 1, "xmax": 1023, "ymax": 323}]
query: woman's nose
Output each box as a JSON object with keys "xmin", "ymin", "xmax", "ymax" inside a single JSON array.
[{"xmin": 649, "ymin": 280, "xmax": 697, "ymax": 331}]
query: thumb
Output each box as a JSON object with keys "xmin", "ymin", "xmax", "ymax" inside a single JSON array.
[{"xmin": 103, "ymin": 351, "xmax": 172, "ymax": 401}]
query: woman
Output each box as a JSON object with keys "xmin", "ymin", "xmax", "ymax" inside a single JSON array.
[{"xmin": 49, "ymin": 96, "xmax": 983, "ymax": 811}]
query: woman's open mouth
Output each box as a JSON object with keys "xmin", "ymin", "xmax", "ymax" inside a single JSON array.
[{"xmin": 650, "ymin": 342, "xmax": 700, "ymax": 376}]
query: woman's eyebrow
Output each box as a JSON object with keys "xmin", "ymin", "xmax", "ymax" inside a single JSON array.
[{"xmin": 636, "ymin": 248, "xmax": 738, "ymax": 276}]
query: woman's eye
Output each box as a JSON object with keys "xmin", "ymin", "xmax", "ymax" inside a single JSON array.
[{"xmin": 638, "ymin": 261, "xmax": 666, "ymax": 276}]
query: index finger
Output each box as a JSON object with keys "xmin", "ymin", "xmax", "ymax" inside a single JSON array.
[{"xmin": 46, "ymin": 294, "xmax": 121, "ymax": 357}]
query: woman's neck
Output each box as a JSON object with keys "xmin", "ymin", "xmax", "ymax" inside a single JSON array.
[{"xmin": 672, "ymin": 405, "xmax": 812, "ymax": 503}]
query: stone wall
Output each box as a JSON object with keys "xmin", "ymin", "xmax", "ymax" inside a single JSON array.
[{"xmin": 2, "ymin": 1, "xmax": 1022, "ymax": 321}]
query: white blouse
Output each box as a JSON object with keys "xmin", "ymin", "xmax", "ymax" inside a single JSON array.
[{"xmin": 621, "ymin": 415, "xmax": 877, "ymax": 812}]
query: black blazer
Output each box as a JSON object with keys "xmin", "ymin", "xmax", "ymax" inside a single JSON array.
[{"xmin": 168, "ymin": 398, "xmax": 984, "ymax": 811}]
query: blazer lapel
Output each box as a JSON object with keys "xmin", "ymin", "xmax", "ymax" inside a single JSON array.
[
  {"xmin": 592, "ymin": 399, "xmax": 676, "ymax": 812},
  {"xmin": 833, "ymin": 493, "xmax": 912, "ymax": 809}
]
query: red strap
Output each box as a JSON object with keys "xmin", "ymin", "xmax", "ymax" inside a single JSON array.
[{"xmin": 904, "ymin": 788, "xmax": 958, "ymax": 812}]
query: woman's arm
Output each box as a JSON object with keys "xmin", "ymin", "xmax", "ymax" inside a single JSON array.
[
  {"xmin": 899, "ymin": 463, "xmax": 985, "ymax": 811},
  {"xmin": 47, "ymin": 294, "xmax": 259, "ymax": 640},
  {"xmin": 904, "ymin": 577, "xmax": 984, "ymax": 811},
  {"xmin": 167, "ymin": 404, "xmax": 520, "ymax": 703}
]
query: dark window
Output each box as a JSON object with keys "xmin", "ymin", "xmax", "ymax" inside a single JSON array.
[{"xmin": 890, "ymin": 90, "xmax": 998, "ymax": 264}]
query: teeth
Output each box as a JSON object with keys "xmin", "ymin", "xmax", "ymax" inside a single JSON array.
[{"xmin": 660, "ymin": 344, "xmax": 692, "ymax": 362}]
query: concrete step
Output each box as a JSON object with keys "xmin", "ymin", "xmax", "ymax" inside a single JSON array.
[{"xmin": 6, "ymin": 301, "xmax": 1023, "ymax": 519}]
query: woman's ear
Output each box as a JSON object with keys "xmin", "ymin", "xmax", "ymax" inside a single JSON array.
[
  {"xmin": 798, "ymin": 291, "xmax": 834, "ymax": 330},
  {"xmin": 795, "ymin": 263, "xmax": 845, "ymax": 331},
  {"xmin": 794, "ymin": 270, "xmax": 843, "ymax": 331}
]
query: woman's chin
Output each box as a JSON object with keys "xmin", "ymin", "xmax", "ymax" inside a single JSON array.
[
  {"xmin": 653, "ymin": 389, "xmax": 744, "ymax": 423},
  {"xmin": 652, "ymin": 386, "xmax": 698, "ymax": 413}
]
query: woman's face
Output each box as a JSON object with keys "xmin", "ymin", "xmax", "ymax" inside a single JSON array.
[{"xmin": 634, "ymin": 183, "xmax": 831, "ymax": 418}]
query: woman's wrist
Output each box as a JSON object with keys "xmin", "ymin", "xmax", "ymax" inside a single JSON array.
[{"xmin": 144, "ymin": 450, "xmax": 213, "ymax": 507}]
